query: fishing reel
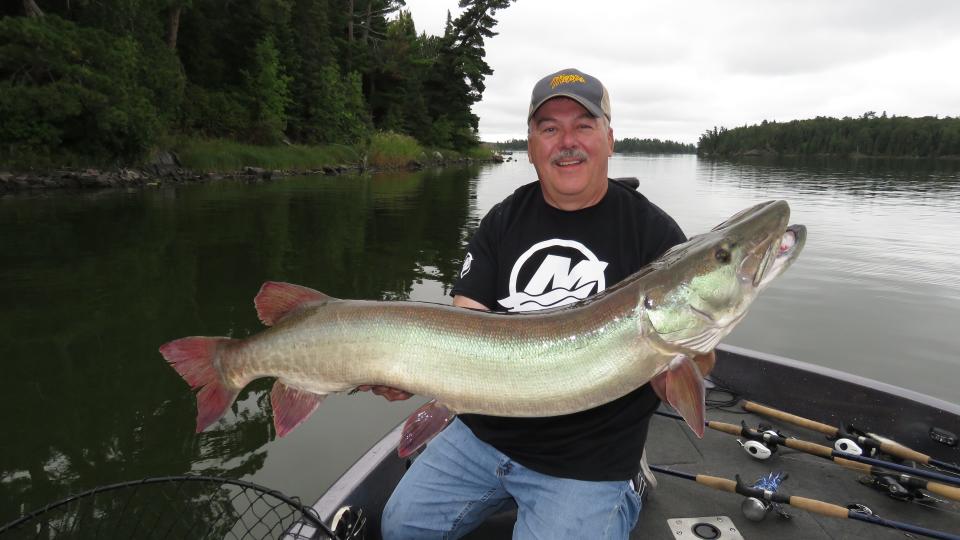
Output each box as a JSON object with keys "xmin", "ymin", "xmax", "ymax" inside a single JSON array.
[
  {"xmin": 329, "ymin": 506, "xmax": 367, "ymax": 540},
  {"xmin": 831, "ymin": 424, "xmax": 883, "ymax": 458},
  {"xmin": 738, "ymin": 472, "xmax": 792, "ymax": 522},
  {"xmin": 738, "ymin": 439, "xmax": 774, "ymax": 460},
  {"xmin": 737, "ymin": 422, "xmax": 782, "ymax": 460},
  {"xmin": 833, "ymin": 437, "xmax": 864, "ymax": 456},
  {"xmin": 858, "ymin": 472, "xmax": 944, "ymax": 503}
]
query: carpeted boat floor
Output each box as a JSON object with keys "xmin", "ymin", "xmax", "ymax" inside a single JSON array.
[{"xmin": 464, "ymin": 405, "xmax": 960, "ymax": 539}]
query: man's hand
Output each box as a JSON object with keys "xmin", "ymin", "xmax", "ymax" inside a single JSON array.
[
  {"xmin": 355, "ymin": 385, "xmax": 413, "ymax": 401},
  {"xmin": 693, "ymin": 351, "xmax": 716, "ymax": 377}
]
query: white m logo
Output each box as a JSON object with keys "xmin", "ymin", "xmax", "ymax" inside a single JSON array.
[{"xmin": 498, "ymin": 239, "xmax": 608, "ymax": 312}]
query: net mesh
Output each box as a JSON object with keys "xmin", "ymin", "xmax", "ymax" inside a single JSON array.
[{"xmin": 0, "ymin": 476, "xmax": 334, "ymax": 540}]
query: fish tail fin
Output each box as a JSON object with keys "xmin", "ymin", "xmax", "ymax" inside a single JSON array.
[
  {"xmin": 651, "ymin": 355, "xmax": 706, "ymax": 438},
  {"xmin": 159, "ymin": 337, "xmax": 239, "ymax": 433},
  {"xmin": 271, "ymin": 381, "xmax": 326, "ymax": 437},
  {"xmin": 397, "ymin": 400, "xmax": 453, "ymax": 458}
]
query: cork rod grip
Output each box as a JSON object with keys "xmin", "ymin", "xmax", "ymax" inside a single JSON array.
[
  {"xmin": 707, "ymin": 421, "xmax": 744, "ymax": 436},
  {"xmin": 783, "ymin": 437, "xmax": 834, "ymax": 458},
  {"xmin": 879, "ymin": 441, "xmax": 931, "ymax": 465},
  {"xmin": 788, "ymin": 496, "xmax": 851, "ymax": 519},
  {"xmin": 833, "ymin": 457, "xmax": 872, "ymax": 473},
  {"xmin": 926, "ymin": 482, "xmax": 960, "ymax": 502},
  {"xmin": 743, "ymin": 401, "xmax": 839, "ymax": 437},
  {"xmin": 695, "ymin": 475, "xmax": 738, "ymax": 493}
]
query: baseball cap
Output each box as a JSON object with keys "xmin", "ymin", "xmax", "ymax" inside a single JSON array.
[{"xmin": 527, "ymin": 68, "xmax": 611, "ymax": 122}]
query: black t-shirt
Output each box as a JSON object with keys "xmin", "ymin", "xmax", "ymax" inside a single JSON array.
[{"xmin": 450, "ymin": 179, "xmax": 686, "ymax": 481}]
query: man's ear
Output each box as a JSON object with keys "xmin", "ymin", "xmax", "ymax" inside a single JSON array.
[{"xmin": 607, "ymin": 127, "xmax": 615, "ymax": 157}]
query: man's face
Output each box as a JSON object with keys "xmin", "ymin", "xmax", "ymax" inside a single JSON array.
[{"xmin": 527, "ymin": 97, "xmax": 614, "ymax": 209}]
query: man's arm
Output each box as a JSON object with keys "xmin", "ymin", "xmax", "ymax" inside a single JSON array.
[{"xmin": 452, "ymin": 295, "xmax": 489, "ymax": 311}]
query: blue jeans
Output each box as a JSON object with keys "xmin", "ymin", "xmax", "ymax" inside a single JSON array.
[{"xmin": 381, "ymin": 419, "xmax": 642, "ymax": 539}]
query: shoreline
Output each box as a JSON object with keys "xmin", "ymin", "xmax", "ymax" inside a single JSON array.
[{"xmin": 0, "ymin": 154, "xmax": 507, "ymax": 194}]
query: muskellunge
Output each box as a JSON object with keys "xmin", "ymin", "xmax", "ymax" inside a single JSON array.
[{"xmin": 160, "ymin": 200, "xmax": 805, "ymax": 456}]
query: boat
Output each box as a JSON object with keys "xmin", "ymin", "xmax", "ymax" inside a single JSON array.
[{"xmin": 299, "ymin": 344, "xmax": 960, "ymax": 539}]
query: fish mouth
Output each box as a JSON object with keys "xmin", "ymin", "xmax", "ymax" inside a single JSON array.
[
  {"xmin": 755, "ymin": 224, "xmax": 806, "ymax": 289},
  {"xmin": 740, "ymin": 220, "xmax": 804, "ymax": 289}
]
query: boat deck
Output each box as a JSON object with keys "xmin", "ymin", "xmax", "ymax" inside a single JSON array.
[
  {"xmin": 464, "ymin": 402, "xmax": 960, "ymax": 540},
  {"xmin": 308, "ymin": 347, "xmax": 960, "ymax": 540}
]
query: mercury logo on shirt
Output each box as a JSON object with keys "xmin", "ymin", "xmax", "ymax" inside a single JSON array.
[{"xmin": 498, "ymin": 239, "xmax": 608, "ymax": 312}]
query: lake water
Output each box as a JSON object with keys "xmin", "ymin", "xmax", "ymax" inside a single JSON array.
[{"xmin": 2, "ymin": 154, "xmax": 959, "ymax": 525}]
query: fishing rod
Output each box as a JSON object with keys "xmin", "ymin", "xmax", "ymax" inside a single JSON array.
[
  {"xmin": 743, "ymin": 400, "xmax": 960, "ymax": 475},
  {"xmin": 649, "ymin": 464, "xmax": 960, "ymax": 540},
  {"xmin": 654, "ymin": 410, "xmax": 960, "ymax": 498}
]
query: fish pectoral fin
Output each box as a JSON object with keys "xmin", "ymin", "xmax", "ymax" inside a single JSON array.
[
  {"xmin": 651, "ymin": 355, "xmax": 706, "ymax": 438},
  {"xmin": 270, "ymin": 381, "xmax": 327, "ymax": 437},
  {"xmin": 255, "ymin": 282, "xmax": 332, "ymax": 326},
  {"xmin": 397, "ymin": 400, "xmax": 454, "ymax": 458}
]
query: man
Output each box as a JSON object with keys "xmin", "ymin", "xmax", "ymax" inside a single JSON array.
[{"xmin": 372, "ymin": 68, "xmax": 715, "ymax": 539}]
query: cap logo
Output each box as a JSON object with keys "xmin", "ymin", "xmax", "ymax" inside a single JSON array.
[{"xmin": 550, "ymin": 74, "xmax": 586, "ymax": 89}]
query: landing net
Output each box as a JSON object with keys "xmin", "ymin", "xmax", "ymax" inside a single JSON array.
[{"xmin": 0, "ymin": 475, "xmax": 334, "ymax": 540}]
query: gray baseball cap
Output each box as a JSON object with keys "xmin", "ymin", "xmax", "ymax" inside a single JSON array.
[{"xmin": 527, "ymin": 68, "xmax": 611, "ymax": 122}]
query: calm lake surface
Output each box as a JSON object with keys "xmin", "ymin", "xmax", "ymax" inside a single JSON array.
[{"xmin": 2, "ymin": 154, "xmax": 959, "ymax": 523}]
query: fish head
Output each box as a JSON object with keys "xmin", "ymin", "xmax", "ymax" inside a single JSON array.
[{"xmin": 641, "ymin": 200, "xmax": 806, "ymax": 355}]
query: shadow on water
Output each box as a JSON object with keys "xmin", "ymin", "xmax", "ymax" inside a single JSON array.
[{"xmin": 0, "ymin": 165, "xmax": 482, "ymax": 525}]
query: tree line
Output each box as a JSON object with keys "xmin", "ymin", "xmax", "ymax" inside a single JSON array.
[
  {"xmin": 492, "ymin": 137, "xmax": 695, "ymax": 154},
  {"xmin": 698, "ymin": 113, "xmax": 960, "ymax": 158},
  {"xmin": 0, "ymin": 0, "xmax": 515, "ymax": 167}
]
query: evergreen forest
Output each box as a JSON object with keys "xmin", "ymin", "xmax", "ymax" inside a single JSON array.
[
  {"xmin": 493, "ymin": 137, "xmax": 696, "ymax": 154},
  {"xmin": 698, "ymin": 113, "xmax": 960, "ymax": 158},
  {"xmin": 0, "ymin": 0, "xmax": 515, "ymax": 167}
]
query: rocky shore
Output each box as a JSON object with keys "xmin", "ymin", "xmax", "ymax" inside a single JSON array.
[{"xmin": 0, "ymin": 152, "xmax": 508, "ymax": 194}]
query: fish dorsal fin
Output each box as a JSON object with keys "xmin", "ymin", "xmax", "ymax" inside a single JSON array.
[{"xmin": 255, "ymin": 281, "xmax": 331, "ymax": 326}]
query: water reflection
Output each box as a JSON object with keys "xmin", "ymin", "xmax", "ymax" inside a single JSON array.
[
  {"xmin": 1, "ymin": 156, "xmax": 958, "ymax": 525},
  {"xmin": 0, "ymin": 166, "xmax": 479, "ymax": 524}
]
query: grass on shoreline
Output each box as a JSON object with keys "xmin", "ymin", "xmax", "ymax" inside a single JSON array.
[
  {"xmin": 173, "ymin": 139, "xmax": 360, "ymax": 172},
  {"xmin": 367, "ymin": 131, "xmax": 423, "ymax": 168}
]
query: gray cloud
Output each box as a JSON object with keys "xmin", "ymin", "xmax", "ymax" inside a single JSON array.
[{"xmin": 403, "ymin": 0, "xmax": 960, "ymax": 143}]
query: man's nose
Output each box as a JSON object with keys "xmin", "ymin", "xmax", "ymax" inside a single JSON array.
[{"xmin": 560, "ymin": 127, "xmax": 579, "ymax": 148}]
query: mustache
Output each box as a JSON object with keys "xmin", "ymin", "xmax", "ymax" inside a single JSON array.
[{"xmin": 550, "ymin": 149, "xmax": 588, "ymax": 165}]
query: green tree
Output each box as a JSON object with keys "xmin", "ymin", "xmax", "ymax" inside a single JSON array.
[
  {"xmin": 0, "ymin": 15, "xmax": 161, "ymax": 165},
  {"xmin": 243, "ymin": 36, "xmax": 292, "ymax": 144}
]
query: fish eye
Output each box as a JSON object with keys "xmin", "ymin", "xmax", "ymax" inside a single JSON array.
[
  {"xmin": 643, "ymin": 296, "xmax": 655, "ymax": 309},
  {"xmin": 715, "ymin": 246, "xmax": 732, "ymax": 264}
]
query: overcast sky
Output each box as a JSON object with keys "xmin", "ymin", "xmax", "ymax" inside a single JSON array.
[{"xmin": 400, "ymin": 0, "xmax": 960, "ymax": 145}]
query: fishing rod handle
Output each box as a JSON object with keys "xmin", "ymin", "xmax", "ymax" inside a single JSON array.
[
  {"xmin": 706, "ymin": 420, "xmax": 744, "ymax": 436},
  {"xmin": 782, "ymin": 437, "xmax": 834, "ymax": 458},
  {"xmin": 879, "ymin": 440, "xmax": 931, "ymax": 465},
  {"xmin": 833, "ymin": 456, "xmax": 873, "ymax": 474},
  {"xmin": 787, "ymin": 496, "xmax": 850, "ymax": 519},
  {"xmin": 743, "ymin": 401, "xmax": 839, "ymax": 437},
  {"xmin": 695, "ymin": 474, "xmax": 738, "ymax": 493},
  {"xmin": 926, "ymin": 481, "xmax": 960, "ymax": 501}
]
